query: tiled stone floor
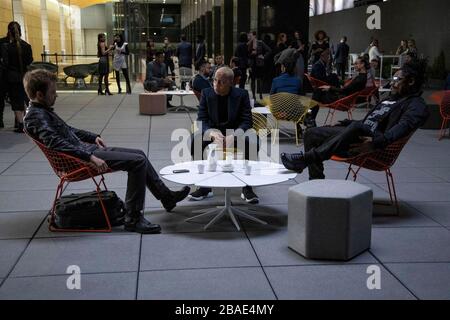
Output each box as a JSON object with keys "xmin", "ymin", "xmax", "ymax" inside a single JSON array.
[{"xmin": 0, "ymin": 85, "xmax": 449, "ymax": 300}]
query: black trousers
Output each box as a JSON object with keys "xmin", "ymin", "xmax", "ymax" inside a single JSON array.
[
  {"xmin": 93, "ymin": 147, "xmax": 169, "ymax": 212},
  {"xmin": 239, "ymin": 68, "xmax": 248, "ymax": 89},
  {"xmin": 335, "ymin": 62, "xmax": 347, "ymax": 80},
  {"xmin": 115, "ymin": 69, "xmax": 131, "ymax": 93},
  {"xmin": 303, "ymin": 122, "xmax": 373, "ymax": 179}
]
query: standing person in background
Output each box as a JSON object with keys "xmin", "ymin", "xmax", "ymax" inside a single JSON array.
[
  {"xmin": 294, "ymin": 31, "xmax": 309, "ymax": 74},
  {"xmin": 235, "ymin": 33, "xmax": 250, "ymax": 89},
  {"xmin": 248, "ymin": 31, "xmax": 271, "ymax": 100},
  {"xmin": 310, "ymin": 30, "xmax": 330, "ymax": 65},
  {"xmin": 1, "ymin": 21, "xmax": 33, "ymax": 133},
  {"xmin": 146, "ymin": 38, "xmax": 156, "ymax": 64},
  {"xmin": 97, "ymin": 33, "xmax": 114, "ymax": 96},
  {"xmin": 262, "ymin": 34, "xmax": 276, "ymax": 94},
  {"xmin": 0, "ymin": 32, "xmax": 8, "ymax": 128},
  {"xmin": 195, "ymin": 35, "xmax": 206, "ymax": 70},
  {"xmin": 369, "ymin": 39, "xmax": 382, "ymax": 63},
  {"xmin": 396, "ymin": 40, "xmax": 409, "ymax": 56},
  {"xmin": 364, "ymin": 37, "xmax": 374, "ymax": 55},
  {"xmin": 113, "ymin": 34, "xmax": 131, "ymax": 94},
  {"xmin": 162, "ymin": 37, "xmax": 176, "ymax": 81},
  {"xmin": 176, "ymin": 34, "xmax": 193, "ymax": 69},
  {"xmin": 176, "ymin": 34, "xmax": 193, "ymax": 90},
  {"xmin": 334, "ymin": 36, "xmax": 350, "ymax": 81}
]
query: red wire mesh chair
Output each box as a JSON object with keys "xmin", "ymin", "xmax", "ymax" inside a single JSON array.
[
  {"xmin": 438, "ymin": 90, "xmax": 450, "ymax": 140},
  {"xmin": 357, "ymin": 86, "xmax": 379, "ymax": 109},
  {"xmin": 25, "ymin": 130, "xmax": 114, "ymax": 233},
  {"xmin": 320, "ymin": 91, "xmax": 360, "ymax": 126},
  {"xmin": 331, "ymin": 134, "xmax": 413, "ymax": 215},
  {"xmin": 305, "ymin": 73, "xmax": 329, "ymax": 90}
]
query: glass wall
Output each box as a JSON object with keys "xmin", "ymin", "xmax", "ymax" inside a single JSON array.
[{"xmin": 113, "ymin": 1, "xmax": 181, "ymax": 81}]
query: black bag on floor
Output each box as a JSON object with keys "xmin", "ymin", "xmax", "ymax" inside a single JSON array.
[{"xmin": 53, "ymin": 191, "xmax": 126, "ymax": 229}]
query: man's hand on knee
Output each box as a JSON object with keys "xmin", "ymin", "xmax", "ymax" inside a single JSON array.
[
  {"xmin": 90, "ymin": 155, "xmax": 109, "ymax": 172},
  {"xmin": 95, "ymin": 137, "xmax": 107, "ymax": 149}
]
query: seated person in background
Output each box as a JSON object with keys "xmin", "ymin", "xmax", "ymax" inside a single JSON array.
[
  {"xmin": 270, "ymin": 58, "xmax": 302, "ymax": 95},
  {"xmin": 281, "ymin": 59, "xmax": 429, "ymax": 180},
  {"xmin": 192, "ymin": 60, "xmax": 212, "ymax": 93},
  {"xmin": 190, "ymin": 67, "xmax": 260, "ymax": 204},
  {"xmin": 24, "ymin": 70, "xmax": 190, "ymax": 234},
  {"xmin": 210, "ymin": 55, "xmax": 225, "ymax": 79},
  {"xmin": 310, "ymin": 49, "xmax": 339, "ymax": 88},
  {"xmin": 306, "ymin": 56, "xmax": 368, "ymax": 127},
  {"xmin": 144, "ymin": 51, "xmax": 174, "ymax": 92},
  {"xmin": 229, "ymin": 57, "xmax": 242, "ymax": 86}
]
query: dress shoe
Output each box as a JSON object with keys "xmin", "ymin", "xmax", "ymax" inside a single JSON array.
[
  {"xmin": 124, "ymin": 211, "xmax": 161, "ymax": 234},
  {"xmin": 161, "ymin": 186, "xmax": 191, "ymax": 212},
  {"xmin": 281, "ymin": 152, "xmax": 308, "ymax": 173}
]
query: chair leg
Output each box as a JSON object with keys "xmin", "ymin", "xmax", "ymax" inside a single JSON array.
[
  {"xmin": 386, "ymin": 169, "xmax": 400, "ymax": 216},
  {"xmin": 348, "ymin": 110, "xmax": 353, "ymax": 120},
  {"xmin": 324, "ymin": 109, "xmax": 335, "ymax": 126},
  {"xmin": 272, "ymin": 121, "xmax": 279, "ymax": 145},
  {"xmin": 439, "ymin": 118, "xmax": 448, "ymax": 141},
  {"xmin": 49, "ymin": 179, "xmax": 66, "ymax": 232}
]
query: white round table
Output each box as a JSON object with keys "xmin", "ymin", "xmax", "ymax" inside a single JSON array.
[
  {"xmin": 160, "ymin": 160, "xmax": 297, "ymax": 230},
  {"xmin": 160, "ymin": 90, "xmax": 196, "ymax": 112}
]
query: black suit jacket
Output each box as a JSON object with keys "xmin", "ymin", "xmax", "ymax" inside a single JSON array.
[
  {"xmin": 197, "ymin": 87, "xmax": 253, "ymax": 134},
  {"xmin": 334, "ymin": 42, "xmax": 349, "ymax": 64}
]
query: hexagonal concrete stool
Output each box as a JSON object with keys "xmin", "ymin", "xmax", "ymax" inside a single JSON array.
[{"xmin": 288, "ymin": 180, "xmax": 373, "ymax": 261}]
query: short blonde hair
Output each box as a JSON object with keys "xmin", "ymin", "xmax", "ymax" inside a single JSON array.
[{"xmin": 23, "ymin": 69, "xmax": 57, "ymax": 99}]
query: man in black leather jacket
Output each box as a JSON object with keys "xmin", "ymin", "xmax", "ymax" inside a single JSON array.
[
  {"xmin": 281, "ymin": 59, "xmax": 430, "ymax": 180},
  {"xmin": 23, "ymin": 69, "xmax": 190, "ymax": 234}
]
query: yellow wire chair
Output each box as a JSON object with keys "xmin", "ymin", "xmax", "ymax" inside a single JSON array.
[{"xmin": 268, "ymin": 93, "xmax": 313, "ymax": 146}]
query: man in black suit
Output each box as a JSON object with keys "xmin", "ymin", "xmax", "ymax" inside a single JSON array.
[
  {"xmin": 281, "ymin": 59, "xmax": 430, "ymax": 180},
  {"xmin": 176, "ymin": 34, "xmax": 193, "ymax": 69},
  {"xmin": 194, "ymin": 35, "xmax": 206, "ymax": 70},
  {"xmin": 189, "ymin": 67, "xmax": 260, "ymax": 204},
  {"xmin": 334, "ymin": 36, "xmax": 350, "ymax": 81}
]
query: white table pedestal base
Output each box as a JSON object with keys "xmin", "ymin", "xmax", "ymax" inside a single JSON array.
[
  {"xmin": 185, "ymin": 188, "xmax": 268, "ymax": 231},
  {"xmin": 168, "ymin": 95, "xmax": 197, "ymax": 113}
]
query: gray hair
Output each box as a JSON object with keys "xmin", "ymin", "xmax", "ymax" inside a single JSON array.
[{"xmin": 215, "ymin": 66, "xmax": 234, "ymax": 83}]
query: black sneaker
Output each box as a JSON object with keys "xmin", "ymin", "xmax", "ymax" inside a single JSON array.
[
  {"xmin": 241, "ymin": 186, "xmax": 259, "ymax": 204},
  {"xmin": 281, "ymin": 152, "xmax": 308, "ymax": 173},
  {"xmin": 161, "ymin": 186, "xmax": 191, "ymax": 212},
  {"xmin": 188, "ymin": 188, "xmax": 213, "ymax": 201}
]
